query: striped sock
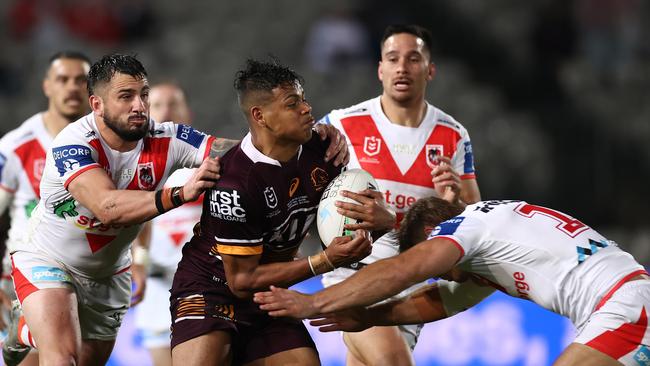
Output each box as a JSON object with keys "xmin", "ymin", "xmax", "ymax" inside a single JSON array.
[{"xmin": 17, "ymin": 316, "xmax": 37, "ymax": 348}]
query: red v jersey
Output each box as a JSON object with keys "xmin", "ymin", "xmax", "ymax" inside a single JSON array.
[
  {"xmin": 341, "ymin": 115, "xmax": 465, "ymax": 187},
  {"xmin": 0, "ymin": 113, "xmax": 52, "ymax": 251},
  {"xmin": 21, "ymin": 113, "xmax": 214, "ymax": 278},
  {"xmin": 320, "ymin": 97, "xmax": 476, "ymax": 221}
]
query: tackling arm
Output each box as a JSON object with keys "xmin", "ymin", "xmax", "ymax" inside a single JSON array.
[{"xmin": 312, "ymin": 238, "xmax": 462, "ymax": 315}]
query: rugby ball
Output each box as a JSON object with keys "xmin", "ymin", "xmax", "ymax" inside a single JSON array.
[{"xmin": 316, "ymin": 169, "xmax": 378, "ymax": 247}]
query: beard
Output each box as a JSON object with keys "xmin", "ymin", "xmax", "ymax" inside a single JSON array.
[{"xmin": 103, "ymin": 109, "xmax": 149, "ymax": 141}]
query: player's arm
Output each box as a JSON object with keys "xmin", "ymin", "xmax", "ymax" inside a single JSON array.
[
  {"xmin": 310, "ymin": 279, "xmax": 495, "ymax": 332},
  {"xmin": 0, "ymin": 189, "xmax": 12, "ymax": 216},
  {"xmin": 255, "ymin": 238, "xmax": 462, "ymax": 318},
  {"xmin": 221, "ymin": 231, "xmax": 372, "ymax": 299},
  {"xmin": 432, "ymin": 156, "xmax": 480, "ymax": 206},
  {"xmin": 67, "ymin": 157, "xmax": 220, "ymax": 225},
  {"xmin": 460, "ymin": 178, "xmax": 480, "ymax": 205},
  {"xmin": 130, "ymin": 221, "xmax": 152, "ymax": 306}
]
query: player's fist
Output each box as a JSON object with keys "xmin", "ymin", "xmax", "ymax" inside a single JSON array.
[
  {"xmin": 325, "ymin": 229, "xmax": 372, "ymax": 267},
  {"xmin": 183, "ymin": 157, "xmax": 221, "ymax": 201}
]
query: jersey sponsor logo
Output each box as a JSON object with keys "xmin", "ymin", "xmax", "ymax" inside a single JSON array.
[
  {"xmin": 633, "ymin": 345, "xmax": 650, "ymax": 366},
  {"xmin": 53, "ymin": 198, "xmax": 79, "ymax": 218},
  {"xmin": 24, "ymin": 199, "xmax": 37, "ymax": 218},
  {"xmin": 310, "ymin": 167, "xmax": 329, "ymax": 191},
  {"xmin": 0, "ymin": 152, "xmax": 6, "ymax": 180},
  {"xmin": 137, "ymin": 162, "xmax": 156, "ymax": 190},
  {"xmin": 52, "ymin": 145, "xmax": 94, "ymax": 176},
  {"xmin": 513, "ymin": 271, "xmax": 531, "ymax": 300},
  {"xmin": 264, "ymin": 186, "xmax": 278, "ymax": 209},
  {"xmin": 176, "ymin": 124, "xmax": 204, "ymax": 148},
  {"xmin": 75, "ymin": 215, "xmax": 125, "ymax": 232},
  {"xmin": 289, "ymin": 178, "xmax": 300, "ymax": 197},
  {"xmin": 429, "ymin": 217, "xmax": 465, "ymax": 238},
  {"xmin": 463, "ymin": 141, "xmax": 475, "ymax": 174},
  {"xmin": 209, "ymin": 188, "xmax": 246, "ymax": 222},
  {"xmin": 425, "ymin": 144, "xmax": 444, "ymax": 168},
  {"xmin": 31, "ymin": 266, "xmax": 72, "ymax": 282},
  {"xmin": 363, "ymin": 136, "xmax": 381, "ymax": 157}
]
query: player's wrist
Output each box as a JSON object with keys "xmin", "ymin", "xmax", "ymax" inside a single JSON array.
[
  {"xmin": 308, "ymin": 251, "xmax": 336, "ymax": 276},
  {"xmin": 132, "ymin": 245, "xmax": 150, "ymax": 267},
  {"xmin": 154, "ymin": 186, "xmax": 186, "ymax": 214}
]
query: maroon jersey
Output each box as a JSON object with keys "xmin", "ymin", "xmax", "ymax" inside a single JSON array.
[
  {"xmin": 190, "ymin": 132, "xmax": 340, "ymax": 264},
  {"xmin": 170, "ymin": 132, "xmax": 338, "ymax": 357}
]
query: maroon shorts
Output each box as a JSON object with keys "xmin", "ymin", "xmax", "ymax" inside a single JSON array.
[{"xmin": 170, "ymin": 253, "xmax": 317, "ymax": 364}]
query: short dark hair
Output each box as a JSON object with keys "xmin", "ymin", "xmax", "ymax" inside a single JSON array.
[
  {"xmin": 46, "ymin": 51, "xmax": 91, "ymax": 78},
  {"xmin": 48, "ymin": 51, "xmax": 91, "ymax": 66},
  {"xmin": 381, "ymin": 24, "xmax": 434, "ymax": 59},
  {"xmin": 233, "ymin": 58, "xmax": 304, "ymax": 108},
  {"xmin": 87, "ymin": 54, "xmax": 148, "ymax": 95},
  {"xmin": 397, "ymin": 196, "xmax": 464, "ymax": 252}
]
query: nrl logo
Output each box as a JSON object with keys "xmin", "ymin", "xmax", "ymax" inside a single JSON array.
[
  {"xmin": 264, "ymin": 186, "xmax": 278, "ymax": 209},
  {"xmin": 137, "ymin": 162, "xmax": 156, "ymax": 190},
  {"xmin": 363, "ymin": 136, "xmax": 381, "ymax": 157}
]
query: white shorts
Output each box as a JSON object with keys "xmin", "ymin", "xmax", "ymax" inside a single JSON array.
[
  {"xmin": 10, "ymin": 250, "xmax": 131, "ymax": 341},
  {"xmin": 574, "ymin": 277, "xmax": 650, "ymax": 366},
  {"xmin": 322, "ymin": 231, "xmax": 426, "ymax": 349},
  {"xmin": 134, "ymin": 275, "xmax": 173, "ymax": 348}
]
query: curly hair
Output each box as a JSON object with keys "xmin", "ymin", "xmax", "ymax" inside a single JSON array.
[
  {"xmin": 233, "ymin": 58, "xmax": 304, "ymax": 104},
  {"xmin": 397, "ymin": 197, "xmax": 464, "ymax": 252},
  {"xmin": 87, "ymin": 53, "xmax": 147, "ymax": 95}
]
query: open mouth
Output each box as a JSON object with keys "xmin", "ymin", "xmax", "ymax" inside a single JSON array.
[{"xmin": 394, "ymin": 78, "xmax": 412, "ymax": 91}]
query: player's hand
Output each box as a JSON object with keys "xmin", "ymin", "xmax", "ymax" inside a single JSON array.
[
  {"xmin": 337, "ymin": 189, "xmax": 396, "ymax": 232},
  {"xmin": 254, "ymin": 285, "xmax": 317, "ymax": 319},
  {"xmin": 314, "ymin": 123, "xmax": 350, "ymax": 167},
  {"xmin": 325, "ymin": 229, "xmax": 372, "ymax": 267},
  {"xmin": 431, "ymin": 156, "xmax": 461, "ymax": 204},
  {"xmin": 130, "ymin": 263, "xmax": 147, "ymax": 306},
  {"xmin": 310, "ymin": 308, "xmax": 372, "ymax": 333},
  {"xmin": 0, "ymin": 289, "xmax": 12, "ymax": 330},
  {"xmin": 183, "ymin": 157, "xmax": 221, "ymax": 201}
]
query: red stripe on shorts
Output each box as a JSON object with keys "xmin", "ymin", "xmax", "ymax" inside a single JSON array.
[
  {"xmin": 11, "ymin": 257, "xmax": 39, "ymax": 303},
  {"xmin": 586, "ymin": 306, "xmax": 648, "ymax": 360},
  {"xmin": 595, "ymin": 269, "xmax": 649, "ymax": 311}
]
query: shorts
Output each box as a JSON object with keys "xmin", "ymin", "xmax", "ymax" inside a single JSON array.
[
  {"xmin": 575, "ymin": 277, "xmax": 650, "ymax": 366},
  {"xmin": 11, "ymin": 250, "xmax": 131, "ymax": 341},
  {"xmin": 170, "ymin": 254, "xmax": 317, "ymax": 364},
  {"xmin": 322, "ymin": 231, "xmax": 426, "ymax": 350},
  {"xmin": 135, "ymin": 275, "xmax": 174, "ymax": 348}
]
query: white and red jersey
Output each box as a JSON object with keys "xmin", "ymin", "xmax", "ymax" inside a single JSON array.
[
  {"xmin": 16, "ymin": 113, "xmax": 214, "ymax": 278},
  {"xmin": 148, "ymin": 168, "xmax": 202, "ymax": 272},
  {"xmin": 429, "ymin": 200, "xmax": 645, "ymax": 330},
  {"xmin": 320, "ymin": 96, "xmax": 476, "ymax": 224},
  {"xmin": 0, "ymin": 113, "xmax": 51, "ymax": 253}
]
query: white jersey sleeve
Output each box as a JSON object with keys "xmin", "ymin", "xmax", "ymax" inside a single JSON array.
[
  {"xmin": 49, "ymin": 137, "xmax": 101, "ymax": 189},
  {"xmin": 427, "ymin": 215, "xmax": 486, "ymax": 262},
  {"xmin": 0, "ymin": 136, "xmax": 20, "ymax": 193},
  {"xmin": 166, "ymin": 123, "xmax": 214, "ymax": 171}
]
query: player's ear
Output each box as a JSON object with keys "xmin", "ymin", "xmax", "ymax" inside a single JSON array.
[
  {"xmin": 423, "ymin": 225, "xmax": 435, "ymax": 238},
  {"xmin": 377, "ymin": 61, "xmax": 384, "ymax": 82},
  {"xmin": 427, "ymin": 62, "xmax": 436, "ymax": 82},
  {"xmin": 89, "ymin": 95, "xmax": 103, "ymax": 115},
  {"xmin": 250, "ymin": 106, "xmax": 265, "ymax": 127}
]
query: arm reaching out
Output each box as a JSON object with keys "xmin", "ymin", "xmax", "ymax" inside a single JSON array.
[{"xmin": 254, "ymin": 237, "xmax": 463, "ymax": 318}]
